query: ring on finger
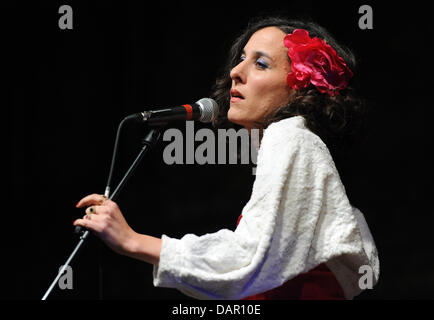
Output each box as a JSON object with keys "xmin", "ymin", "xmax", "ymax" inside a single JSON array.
[
  {"xmin": 86, "ymin": 205, "xmax": 96, "ymax": 217},
  {"xmin": 98, "ymin": 195, "xmax": 108, "ymax": 205}
]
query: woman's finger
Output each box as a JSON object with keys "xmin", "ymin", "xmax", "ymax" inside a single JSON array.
[
  {"xmin": 76, "ymin": 194, "xmax": 108, "ymax": 208},
  {"xmin": 73, "ymin": 217, "xmax": 96, "ymax": 231},
  {"xmin": 75, "ymin": 213, "xmax": 104, "ymax": 231},
  {"xmin": 85, "ymin": 205, "xmax": 100, "ymax": 216}
]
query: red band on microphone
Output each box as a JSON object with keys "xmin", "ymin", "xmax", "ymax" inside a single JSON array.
[{"xmin": 183, "ymin": 104, "xmax": 193, "ymax": 120}]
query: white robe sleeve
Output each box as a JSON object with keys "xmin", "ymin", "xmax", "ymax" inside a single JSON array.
[{"xmin": 152, "ymin": 116, "xmax": 380, "ymax": 299}]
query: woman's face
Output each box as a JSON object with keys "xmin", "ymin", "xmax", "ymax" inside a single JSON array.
[{"xmin": 228, "ymin": 26, "xmax": 293, "ymax": 130}]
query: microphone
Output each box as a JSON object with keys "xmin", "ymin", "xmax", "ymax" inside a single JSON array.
[
  {"xmin": 133, "ymin": 98, "xmax": 219, "ymax": 124},
  {"xmin": 73, "ymin": 98, "xmax": 219, "ymax": 236}
]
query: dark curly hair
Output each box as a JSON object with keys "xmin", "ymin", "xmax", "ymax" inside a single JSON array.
[{"xmin": 210, "ymin": 15, "xmax": 368, "ymax": 159}]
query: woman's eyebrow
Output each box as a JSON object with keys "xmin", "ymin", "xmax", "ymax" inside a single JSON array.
[{"xmin": 242, "ymin": 49, "xmax": 273, "ymax": 61}]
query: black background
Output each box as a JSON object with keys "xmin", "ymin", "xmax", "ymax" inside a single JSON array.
[{"xmin": 4, "ymin": 0, "xmax": 434, "ymax": 301}]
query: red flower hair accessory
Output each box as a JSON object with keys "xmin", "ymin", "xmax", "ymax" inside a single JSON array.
[{"xmin": 283, "ymin": 29, "xmax": 353, "ymax": 96}]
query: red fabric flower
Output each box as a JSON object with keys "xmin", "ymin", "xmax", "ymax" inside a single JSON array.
[{"xmin": 283, "ymin": 29, "xmax": 353, "ymax": 96}]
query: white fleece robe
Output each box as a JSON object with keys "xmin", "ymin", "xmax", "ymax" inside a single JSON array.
[{"xmin": 153, "ymin": 116, "xmax": 380, "ymax": 300}]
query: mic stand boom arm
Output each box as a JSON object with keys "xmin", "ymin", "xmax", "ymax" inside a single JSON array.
[{"xmin": 41, "ymin": 127, "xmax": 162, "ymax": 300}]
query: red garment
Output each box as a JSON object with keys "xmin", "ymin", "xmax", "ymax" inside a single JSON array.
[{"xmin": 236, "ymin": 214, "xmax": 345, "ymax": 300}]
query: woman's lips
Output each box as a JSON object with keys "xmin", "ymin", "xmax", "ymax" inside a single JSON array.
[
  {"xmin": 230, "ymin": 96, "xmax": 243, "ymax": 103},
  {"xmin": 230, "ymin": 89, "xmax": 244, "ymax": 103}
]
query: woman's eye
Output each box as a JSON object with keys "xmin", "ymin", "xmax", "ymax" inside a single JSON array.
[
  {"xmin": 236, "ymin": 55, "xmax": 268, "ymax": 69},
  {"xmin": 256, "ymin": 59, "xmax": 268, "ymax": 69}
]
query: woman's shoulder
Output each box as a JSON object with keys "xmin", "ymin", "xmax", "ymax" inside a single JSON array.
[{"xmin": 262, "ymin": 116, "xmax": 327, "ymax": 152}]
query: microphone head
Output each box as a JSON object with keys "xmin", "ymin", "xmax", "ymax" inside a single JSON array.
[{"xmin": 196, "ymin": 98, "xmax": 219, "ymax": 123}]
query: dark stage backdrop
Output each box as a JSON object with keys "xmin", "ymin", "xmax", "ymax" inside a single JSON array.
[{"xmin": 5, "ymin": 1, "xmax": 433, "ymax": 300}]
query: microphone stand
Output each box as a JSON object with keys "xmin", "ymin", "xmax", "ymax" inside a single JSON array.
[{"xmin": 42, "ymin": 126, "xmax": 163, "ymax": 300}]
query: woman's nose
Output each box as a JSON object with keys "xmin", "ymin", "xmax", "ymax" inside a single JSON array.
[{"xmin": 230, "ymin": 61, "xmax": 246, "ymax": 84}]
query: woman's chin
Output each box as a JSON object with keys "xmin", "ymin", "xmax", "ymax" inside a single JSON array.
[{"xmin": 227, "ymin": 109, "xmax": 248, "ymax": 128}]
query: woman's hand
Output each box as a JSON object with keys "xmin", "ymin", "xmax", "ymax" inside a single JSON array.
[{"xmin": 73, "ymin": 194, "xmax": 137, "ymax": 256}]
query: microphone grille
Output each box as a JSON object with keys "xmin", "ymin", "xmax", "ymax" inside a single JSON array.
[{"xmin": 196, "ymin": 98, "xmax": 219, "ymax": 123}]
